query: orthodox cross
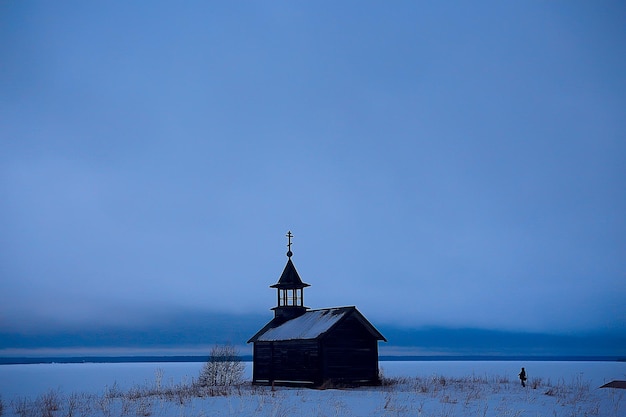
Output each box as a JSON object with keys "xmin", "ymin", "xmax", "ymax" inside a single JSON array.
[{"xmin": 286, "ymin": 231, "xmax": 293, "ymax": 257}]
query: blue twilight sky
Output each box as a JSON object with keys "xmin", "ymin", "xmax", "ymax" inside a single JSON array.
[{"xmin": 1, "ymin": 1, "xmax": 625, "ymax": 343}]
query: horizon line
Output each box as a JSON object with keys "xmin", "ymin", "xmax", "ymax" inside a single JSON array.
[{"xmin": 1, "ymin": 354, "xmax": 625, "ymax": 366}]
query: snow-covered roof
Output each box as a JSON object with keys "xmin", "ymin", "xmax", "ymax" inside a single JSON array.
[
  {"xmin": 255, "ymin": 307, "xmax": 350, "ymax": 342},
  {"xmin": 248, "ymin": 306, "xmax": 387, "ymax": 343}
]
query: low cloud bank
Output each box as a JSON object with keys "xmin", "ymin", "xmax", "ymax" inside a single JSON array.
[{"xmin": 2, "ymin": 311, "xmax": 624, "ymax": 358}]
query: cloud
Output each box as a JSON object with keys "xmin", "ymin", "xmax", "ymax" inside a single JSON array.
[
  {"xmin": 2, "ymin": 309, "xmax": 624, "ymax": 357},
  {"xmin": 1, "ymin": 1, "xmax": 625, "ymax": 343}
]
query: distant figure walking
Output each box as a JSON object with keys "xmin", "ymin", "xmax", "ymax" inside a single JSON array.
[{"xmin": 518, "ymin": 367, "xmax": 527, "ymax": 387}]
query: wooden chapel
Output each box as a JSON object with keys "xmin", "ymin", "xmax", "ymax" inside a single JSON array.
[{"xmin": 247, "ymin": 232, "xmax": 386, "ymax": 387}]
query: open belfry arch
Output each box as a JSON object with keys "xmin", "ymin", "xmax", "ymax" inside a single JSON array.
[
  {"xmin": 248, "ymin": 231, "xmax": 386, "ymax": 387},
  {"xmin": 271, "ymin": 231, "xmax": 310, "ymax": 321}
]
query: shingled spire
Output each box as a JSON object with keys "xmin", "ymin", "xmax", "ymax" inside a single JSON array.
[{"xmin": 270, "ymin": 231, "xmax": 310, "ymax": 321}]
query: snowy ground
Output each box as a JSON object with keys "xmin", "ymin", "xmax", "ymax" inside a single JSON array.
[{"xmin": 1, "ymin": 361, "xmax": 624, "ymax": 416}]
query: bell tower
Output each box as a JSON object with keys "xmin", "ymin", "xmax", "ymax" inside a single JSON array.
[{"xmin": 270, "ymin": 231, "xmax": 310, "ymax": 321}]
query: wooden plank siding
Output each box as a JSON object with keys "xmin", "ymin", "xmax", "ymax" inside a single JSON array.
[
  {"xmin": 321, "ymin": 314, "xmax": 380, "ymax": 385},
  {"xmin": 252, "ymin": 340, "xmax": 321, "ymax": 385},
  {"xmin": 250, "ymin": 306, "xmax": 385, "ymax": 387}
]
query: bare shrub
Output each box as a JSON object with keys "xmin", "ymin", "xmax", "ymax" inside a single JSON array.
[
  {"xmin": 38, "ymin": 389, "xmax": 61, "ymax": 417},
  {"xmin": 11, "ymin": 398, "xmax": 32, "ymax": 417},
  {"xmin": 154, "ymin": 368, "xmax": 163, "ymax": 391},
  {"xmin": 568, "ymin": 374, "xmax": 591, "ymax": 404},
  {"xmin": 198, "ymin": 344, "xmax": 245, "ymax": 390},
  {"xmin": 530, "ymin": 377, "xmax": 542, "ymax": 389},
  {"xmin": 610, "ymin": 391, "xmax": 623, "ymax": 417},
  {"xmin": 135, "ymin": 397, "xmax": 153, "ymax": 417},
  {"xmin": 126, "ymin": 384, "xmax": 152, "ymax": 401},
  {"xmin": 544, "ymin": 383, "xmax": 564, "ymax": 398},
  {"xmin": 495, "ymin": 374, "xmax": 510, "ymax": 384},
  {"xmin": 544, "ymin": 375, "xmax": 591, "ymax": 407},
  {"xmin": 160, "ymin": 382, "xmax": 199, "ymax": 405},
  {"xmin": 380, "ymin": 375, "xmax": 409, "ymax": 387},
  {"xmin": 415, "ymin": 377, "xmax": 430, "ymax": 394},
  {"xmin": 464, "ymin": 385, "xmax": 482, "ymax": 405},
  {"xmin": 68, "ymin": 393, "xmax": 94, "ymax": 417},
  {"xmin": 66, "ymin": 393, "xmax": 79, "ymax": 417},
  {"xmin": 120, "ymin": 396, "xmax": 133, "ymax": 416},
  {"xmin": 470, "ymin": 374, "xmax": 488, "ymax": 384},
  {"xmin": 97, "ymin": 393, "xmax": 112, "ymax": 417},
  {"xmin": 103, "ymin": 382, "xmax": 123, "ymax": 399}
]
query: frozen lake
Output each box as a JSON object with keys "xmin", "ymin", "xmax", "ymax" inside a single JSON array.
[{"xmin": 1, "ymin": 360, "xmax": 624, "ymax": 400}]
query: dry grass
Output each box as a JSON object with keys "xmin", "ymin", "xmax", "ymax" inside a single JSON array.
[{"xmin": 3, "ymin": 371, "xmax": 623, "ymax": 417}]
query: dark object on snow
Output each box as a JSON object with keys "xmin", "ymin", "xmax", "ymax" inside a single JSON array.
[
  {"xmin": 600, "ymin": 380, "xmax": 626, "ymax": 389},
  {"xmin": 248, "ymin": 232, "xmax": 386, "ymax": 388},
  {"xmin": 519, "ymin": 367, "xmax": 527, "ymax": 387}
]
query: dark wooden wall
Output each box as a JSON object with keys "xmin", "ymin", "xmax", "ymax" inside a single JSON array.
[
  {"xmin": 252, "ymin": 340, "xmax": 320, "ymax": 385},
  {"xmin": 252, "ymin": 314, "xmax": 381, "ymax": 386},
  {"xmin": 321, "ymin": 315, "xmax": 380, "ymax": 384}
]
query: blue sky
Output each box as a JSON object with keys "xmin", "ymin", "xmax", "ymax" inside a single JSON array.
[{"xmin": 1, "ymin": 2, "xmax": 625, "ymax": 352}]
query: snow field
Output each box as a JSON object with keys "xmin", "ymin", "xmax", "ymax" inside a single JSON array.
[{"xmin": 1, "ymin": 361, "xmax": 624, "ymax": 417}]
